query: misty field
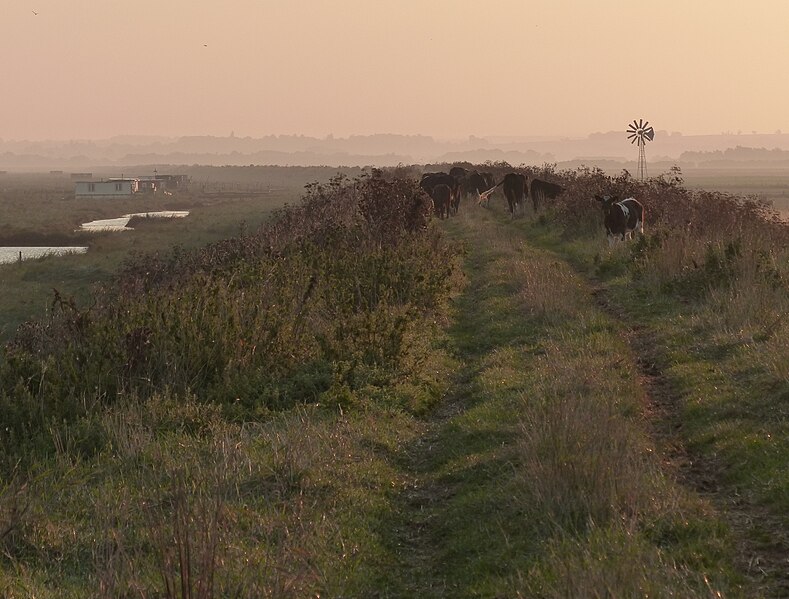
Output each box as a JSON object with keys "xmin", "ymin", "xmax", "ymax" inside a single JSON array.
[
  {"xmin": 1, "ymin": 165, "xmax": 788, "ymax": 597},
  {"xmin": 683, "ymin": 167, "xmax": 789, "ymax": 218}
]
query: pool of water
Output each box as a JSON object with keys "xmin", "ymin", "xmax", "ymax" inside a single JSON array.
[
  {"xmin": 0, "ymin": 246, "xmax": 89, "ymax": 264},
  {"xmin": 79, "ymin": 210, "xmax": 190, "ymax": 231}
]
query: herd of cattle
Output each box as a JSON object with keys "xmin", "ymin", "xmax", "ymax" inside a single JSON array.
[{"xmin": 418, "ymin": 167, "xmax": 644, "ymax": 244}]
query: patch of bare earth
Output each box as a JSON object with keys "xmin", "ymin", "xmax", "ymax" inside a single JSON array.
[{"xmin": 592, "ymin": 286, "xmax": 789, "ymax": 598}]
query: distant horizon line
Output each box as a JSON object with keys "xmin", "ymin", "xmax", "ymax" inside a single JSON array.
[{"xmin": 3, "ymin": 129, "xmax": 789, "ymax": 144}]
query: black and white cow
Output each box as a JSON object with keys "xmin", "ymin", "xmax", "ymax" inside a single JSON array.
[{"xmin": 594, "ymin": 195, "xmax": 644, "ymax": 245}]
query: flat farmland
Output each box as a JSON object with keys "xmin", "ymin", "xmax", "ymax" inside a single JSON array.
[
  {"xmin": 0, "ymin": 175, "xmax": 303, "ymax": 341},
  {"xmin": 683, "ymin": 167, "xmax": 789, "ymax": 217}
]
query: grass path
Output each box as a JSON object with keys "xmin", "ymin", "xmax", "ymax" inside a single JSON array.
[
  {"xmin": 373, "ymin": 212, "xmax": 530, "ymax": 596},
  {"xmin": 591, "ymin": 278, "xmax": 789, "ymax": 598},
  {"xmin": 368, "ymin": 206, "xmax": 742, "ymax": 597},
  {"xmin": 517, "ymin": 212, "xmax": 789, "ymax": 597}
]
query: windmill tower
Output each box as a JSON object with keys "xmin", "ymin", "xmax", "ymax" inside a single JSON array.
[{"xmin": 627, "ymin": 119, "xmax": 654, "ymax": 180}]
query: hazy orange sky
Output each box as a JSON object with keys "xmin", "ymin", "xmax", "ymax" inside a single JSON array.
[{"xmin": 2, "ymin": 0, "xmax": 788, "ymax": 141}]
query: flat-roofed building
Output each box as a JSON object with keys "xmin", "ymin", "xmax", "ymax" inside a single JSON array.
[{"xmin": 75, "ymin": 178, "xmax": 139, "ymax": 197}]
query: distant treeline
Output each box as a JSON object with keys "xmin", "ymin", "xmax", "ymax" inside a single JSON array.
[{"xmin": 178, "ymin": 164, "xmax": 367, "ymax": 187}]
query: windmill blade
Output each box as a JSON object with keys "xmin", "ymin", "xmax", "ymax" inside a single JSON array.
[
  {"xmin": 631, "ymin": 120, "xmax": 640, "ymax": 130},
  {"xmin": 627, "ymin": 133, "xmax": 638, "ymax": 141},
  {"xmin": 642, "ymin": 120, "xmax": 650, "ymax": 129},
  {"xmin": 638, "ymin": 118, "xmax": 644, "ymax": 129}
]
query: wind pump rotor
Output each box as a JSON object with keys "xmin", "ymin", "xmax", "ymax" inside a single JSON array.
[{"xmin": 626, "ymin": 118, "xmax": 654, "ymax": 146}]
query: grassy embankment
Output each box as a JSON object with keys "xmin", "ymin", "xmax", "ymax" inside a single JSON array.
[
  {"xmin": 1, "ymin": 166, "xmax": 786, "ymax": 596},
  {"xmin": 0, "ymin": 174, "xmax": 458, "ymax": 597},
  {"xmin": 365, "ymin": 203, "xmax": 742, "ymax": 597}
]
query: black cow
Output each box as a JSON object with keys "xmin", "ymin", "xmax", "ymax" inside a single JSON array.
[
  {"xmin": 421, "ymin": 172, "xmax": 460, "ymax": 217},
  {"xmin": 430, "ymin": 183, "xmax": 452, "ymax": 219},
  {"xmin": 502, "ymin": 173, "xmax": 528, "ymax": 217},
  {"xmin": 449, "ymin": 166, "xmax": 468, "ymax": 183},
  {"xmin": 530, "ymin": 179, "xmax": 564, "ymax": 212},
  {"xmin": 420, "ymin": 172, "xmax": 455, "ymax": 195},
  {"xmin": 448, "ymin": 167, "xmax": 468, "ymax": 214},
  {"xmin": 463, "ymin": 171, "xmax": 489, "ymax": 201},
  {"xmin": 594, "ymin": 195, "xmax": 644, "ymax": 245}
]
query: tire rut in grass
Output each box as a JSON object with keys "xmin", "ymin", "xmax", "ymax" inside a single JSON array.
[
  {"xmin": 592, "ymin": 284, "xmax": 789, "ymax": 598},
  {"xmin": 380, "ymin": 221, "xmax": 522, "ymax": 597},
  {"xmin": 388, "ymin": 372, "xmax": 474, "ymax": 598}
]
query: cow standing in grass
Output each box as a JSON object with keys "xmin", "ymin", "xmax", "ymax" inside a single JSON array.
[
  {"xmin": 530, "ymin": 179, "xmax": 564, "ymax": 212},
  {"xmin": 475, "ymin": 173, "xmax": 527, "ymax": 216},
  {"xmin": 449, "ymin": 167, "xmax": 468, "ymax": 215},
  {"xmin": 462, "ymin": 171, "xmax": 490, "ymax": 203},
  {"xmin": 429, "ymin": 183, "xmax": 452, "ymax": 219},
  {"xmin": 420, "ymin": 172, "xmax": 460, "ymax": 218},
  {"xmin": 595, "ymin": 195, "xmax": 644, "ymax": 245},
  {"xmin": 502, "ymin": 173, "xmax": 528, "ymax": 217}
]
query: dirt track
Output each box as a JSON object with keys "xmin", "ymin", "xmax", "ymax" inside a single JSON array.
[{"xmin": 592, "ymin": 284, "xmax": 789, "ymax": 598}]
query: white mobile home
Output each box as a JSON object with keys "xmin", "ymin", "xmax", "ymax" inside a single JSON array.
[{"xmin": 75, "ymin": 178, "xmax": 139, "ymax": 197}]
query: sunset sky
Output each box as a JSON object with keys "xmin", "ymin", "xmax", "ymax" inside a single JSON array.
[{"xmin": 2, "ymin": 0, "xmax": 788, "ymax": 140}]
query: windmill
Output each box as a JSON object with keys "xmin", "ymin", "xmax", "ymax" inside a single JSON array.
[{"xmin": 627, "ymin": 119, "xmax": 654, "ymax": 179}]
